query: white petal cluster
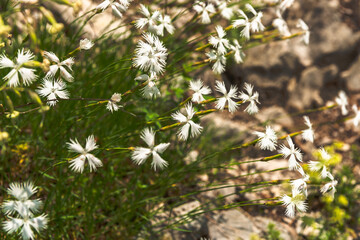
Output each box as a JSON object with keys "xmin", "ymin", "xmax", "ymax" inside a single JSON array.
[
  {"xmin": 135, "ymin": 5, "xmax": 175, "ymax": 36},
  {"xmin": 233, "ymin": 4, "xmax": 264, "ymax": 40},
  {"xmin": 335, "ymin": 90, "xmax": 348, "ymax": 115},
  {"xmin": 135, "ymin": 73, "xmax": 161, "ymax": 99},
  {"xmin": 171, "ymin": 103, "xmax": 203, "ymax": 141},
  {"xmin": 320, "ymin": 172, "xmax": 338, "ymax": 199},
  {"xmin": 272, "ymin": 11, "xmax": 291, "ymax": 37},
  {"xmin": 233, "ymin": 9, "xmax": 251, "ymax": 39},
  {"xmin": 133, "ymin": 33, "xmax": 168, "ymax": 74},
  {"xmin": 301, "ymin": 116, "xmax": 314, "ymax": 143},
  {"xmin": 67, "ymin": 135, "xmax": 103, "ymax": 173},
  {"xmin": 291, "ymin": 169, "xmax": 309, "ymax": 197},
  {"xmin": 131, "ymin": 128, "xmax": 170, "ymax": 170},
  {"xmin": 43, "ymin": 51, "xmax": 75, "ymax": 82},
  {"xmin": 106, "ymin": 93, "xmax": 122, "ymax": 112},
  {"xmin": 1, "ymin": 182, "xmax": 48, "ymax": 240},
  {"xmin": 279, "ymin": 136, "xmax": 302, "ymax": 170},
  {"xmin": 37, "ymin": 78, "xmax": 69, "ymax": 106},
  {"xmin": 280, "ymin": 189, "xmax": 307, "ymax": 218},
  {"xmin": 157, "ymin": 14, "xmax": 175, "ymax": 36},
  {"xmin": 79, "ymin": 38, "xmax": 94, "ymax": 50},
  {"xmin": 0, "ymin": 49, "xmax": 37, "ymax": 87},
  {"xmin": 135, "ymin": 4, "xmax": 161, "ymax": 33},
  {"xmin": 296, "ymin": 19, "xmax": 310, "ymax": 45},
  {"xmin": 352, "ymin": 105, "xmax": 360, "ymax": 127},
  {"xmin": 308, "ymin": 148, "xmax": 331, "ymax": 178},
  {"xmin": 215, "ymin": 0, "xmax": 234, "ymax": 19},
  {"xmin": 209, "ymin": 26, "xmax": 230, "ymax": 55},
  {"xmin": 193, "ymin": 1, "xmax": 216, "ymax": 24},
  {"xmin": 278, "ymin": 0, "xmax": 295, "ymax": 13},
  {"xmin": 247, "ymin": 4, "xmax": 265, "ymax": 33},
  {"xmin": 253, "ymin": 126, "xmax": 277, "ymax": 151},
  {"xmin": 215, "ymin": 80, "xmax": 239, "ymax": 113},
  {"xmin": 96, "ymin": 0, "xmax": 132, "ymax": 18},
  {"xmin": 230, "ymin": 40, "xmax": 246, "ymax": 64},
  {"xmin": 189, "ymin": 79, "xmax": 211, "ymax": 103},
  {"xmin": 239, "ymin": 83, "xmax": 260, "ymax": 114},
  {"xmin": 206, "ymin": 50, "xmax": 226, "ymax": 74}
]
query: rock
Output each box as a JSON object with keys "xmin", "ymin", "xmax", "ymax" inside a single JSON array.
[
  {"xmin": 322, "ymin": 64, "xmax": 339, "ymax": 85},
  {"xmin": 253, "ymin": 216, "xmax": 296, "ymax": 240},
  {"xmin": 342, "ymin": 54, "xmax": 360, "ymax": 92},
  {"xmin": 255, "ymin": 106, "xmax": 294, "ymax": 128},
  {"xmin": 207, "ymin": 210, "xmax": 296, "ymax": 240},
  {"xmin": 232, "ymin": 42, "xmax": 304, "ymax": 90},
  {"xmin": 151, "ymin": 201, "xmax": 208, "ymax": 240},
  {"xmin": 208, "ymin": 209, "xmax": 262, "ymax": 240},
  {"xmin": 288, "ymin": 66, "xmax": 324, "ymax": 110}
]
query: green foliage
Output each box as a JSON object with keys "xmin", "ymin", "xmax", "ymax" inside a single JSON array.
[
  {"xmin": 301, "ymin": 163, "xmax": 360, "ymax": 240},
  {"xmin": 265, "ymin": 223, "xmax": 283, "ymax": 240}
]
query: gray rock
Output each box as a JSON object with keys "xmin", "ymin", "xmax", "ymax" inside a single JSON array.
[
  {"xmin": 342, "ymin": 54, "xmax": 360, "ymax": 92},
  {"xmin": 208, "ymin": 209, "xmax": 261, "ymax": 240},
  {"xmin": 288, "ymin": 66, "xmax": 324, "ymax": 110}
]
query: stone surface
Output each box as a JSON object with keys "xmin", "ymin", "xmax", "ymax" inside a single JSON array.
[
  {"xmin": 342, "ymin": 54, "xmax": 360, "ymax": 92},
  {"xmin": 255, "ymin": 106, "xmax": 294, "ymax": 128},
  {"xmin": 287, "ymin": 66, "xmax": 324, "ymax": 110},
  {"xmin": 208, "ymin": 209, "xmax": 262, "ymax": 240}
]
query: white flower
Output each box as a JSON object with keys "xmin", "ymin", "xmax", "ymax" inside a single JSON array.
[
  {"xmin": 96, "ymin": 0, "xmax": 110, "ymax": 11},
  {"xmin": 230, "ymin": 40, "xmax": 246, "ymax": 64},
  {"xmin": 2, "ymin": 182, "xmax": 42, "ymax": 217},
  {"xmin": 171, "ymin": 103, "xmax": 203, "ymax": 141},
  {"xmin": 189, "ymin": 79, "xmax": 211, "ymax": 103},
  {"xmin": 43, "ymin": 51, "xmax": 74, "ymax": 82},
  {"xmin": 96, "ymin": 0, "xmax": 130, "ymax": 17},
  {"xmin": 135, "ymin": 73, "xmax": 161, "ymax": 99},
  {"xmin": 320, "ymin": 177, "xmax": 338, "ymax": 199},
  {"xmin": 107, "ymin": 93, "xmax": 122, "ymax": 112},
  {"xmin": 209, "ymin": 25, "xmax": 230, "ymax": 55},
  {"xmin": 246, "ymin": 4, "xmax": 265, "ymax": 33},
  {"xmin": 278, "ymin": 0, "xmax": 295, "ymax": 13},
  {"xmin": 2, "ymin": 182, "xmax": 48, "ymax": 240},
  {"xmin": 135, "ymin": 4, "xmax": 160, "ymax": 33},
  {"xmin": 335, "ymin": 90, "xmax": 348, "ymax": 115},
  {"xmin": 291, "ymin": 172, "xmax": 309, "ymax": 197},
  {"xmin": 3, "ymin": 213, "xmax": 48, "ymax": 240},
  {"xmin": 157, "ymin": 14, "xmax": 175, "ymax": 36},
  {"xmin": 308, "ymin": 161, "xmax": 328, "ymax": 179},
  {"xmin": 67, "ymin": 135, "xmax": 103, "ymax": 173},
  {"xmin": 280, "ymin": 190, "xmax": 307, "ymax": 218},
  {"xmin": 112, "ymin": 2, "xmax": 128, "ymax": 18},
  {"xmin": 206, "ymin": 50, "xmax": 226, "ymax": 74},
  {"xmin": 308, "ymin": 148, "xmax": 331, "ymax": 178},
  {"xmin": 319, "ymin": 147, "xmax": 331, "ymax": 161},
  {"xmin": 239, "ymin": 83, "xmax": 260, "ymax": 114},
  {"xmin": 272, "ymin": 11, "xmax": 291, "ymax": 37},
  {"xmin": 233, "ymin": 9, "xmax": 251, "ymax": 39},
  {"xmin": 296, "ymin": 19, "xmax": 310, "ymax": 45},
  {"xmin": 193, "ymin": 1, "xmax": 216, "ymax": 24},
  {"xmin": 133, "ymin": 33, "xmax": 168, "ymax": 74},
  {"xmin": 253, "ymin": 126, "xmax": 277, "ymax": 151},
  {"xmin": 131, "ymin": 128, "xmax": 170, "ymax": 170},
  {"xmin": 215, "ymin": 80, "xmax": 239, "ymax": 113},
  {"xmin": 79, "ymin": 38, "xmax": 94, "ymax": 50},
  {"xmin": 118, "ymin": 0, "xmax": 132, "ymax": 7},
  {"xmin": 302, "ymin": 116, "xmax": 314, "ymax": 143},
  {"xmin": 218, "ymin": 1, "xmax": 233, "ymax": 19},
  {"xmin": 37, "ymin": 78, "xmax": 69, "ymax": 106},
  {"xmin": 0, "ymin": 49, "xmax": 37, "ymax": 87},
  {"xmin": 352, "ymin": 105, "xmax": 360, "ymax": 127},
  {"xmin": 279, "ymin": 136, "xmax": 303, "ymax": 170},
  {"xmin": 142, "ymin": 80, "xmax": 161, "ymax": 99}
]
